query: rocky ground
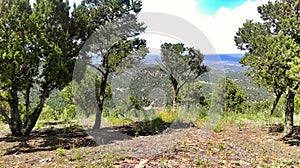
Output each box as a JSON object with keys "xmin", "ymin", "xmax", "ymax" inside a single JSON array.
[{"xmin": 0, "ymin": 121, "xmax": 300, "ymax": 167}]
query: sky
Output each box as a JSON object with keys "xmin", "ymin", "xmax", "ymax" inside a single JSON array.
[
  {"xmin": 197, "ymin": 0, "xmax": 255, "ymax": 15},
  {"xmin": 139, "ymin": 0, "xmax": 272, "ymax": 54},
  {"xmin": 31, "ymin": 0, "xmax": 272, "ymax": 54}
]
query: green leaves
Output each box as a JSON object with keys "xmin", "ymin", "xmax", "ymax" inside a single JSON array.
[
  {"xmin": 160, "ymin": 42, "xmax": 208, "ymax": 84},
  {"xmin": 235, "ymin": 0, "xmax": 300, "ymax": 95},
  {"xmin": 159, "ymin": 43, "xmax": 208, "ymax": 112},
  {"xmin": 213, "ymin": 77, "xmax": 247, "ymax": 113},
  {"xmin": 0, "ymin": 0, "xmax": 84, "ymax": 135},
  {"xmin": 234, "ymin": 0, "xmax": 300, "ymax": 135}
]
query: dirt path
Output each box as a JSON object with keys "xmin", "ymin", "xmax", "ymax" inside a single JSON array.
[{"xmin": 0, "ymin": 122, "xmax": 300, "ymax": 167}]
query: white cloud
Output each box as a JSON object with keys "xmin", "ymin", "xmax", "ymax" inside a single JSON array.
[
  {"xmin": 140, "ymin": 0, "xmax": 271, "ymax": 54},
  {"xmin": 30, "ymin": 0, "xmax": 271, "ymax": 54}
]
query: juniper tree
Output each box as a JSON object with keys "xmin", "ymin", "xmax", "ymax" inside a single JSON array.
[
  {"xmin": 159, "ymin": 43, "xmax": 208, "ymax": 113},
  {"xmin": 234, "ymin": 0, "xmax": 300, "ymax": 136}
]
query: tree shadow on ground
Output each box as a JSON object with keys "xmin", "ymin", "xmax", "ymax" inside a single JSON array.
[
  {"xmin": 0, "ymin": 118, "xmax": 193, "ymax": 155},
  {"xmin": 267, "ymin": 124, "xmax": 300, "ymax": 146},
  {"xmin": 0, "ymin": 125, "xmax": 95, "ymax": 155}
]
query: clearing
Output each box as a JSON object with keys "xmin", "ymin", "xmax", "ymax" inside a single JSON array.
[{"xmin": 0, "ymin": 120, "xmax": 300, "ymax": 167}]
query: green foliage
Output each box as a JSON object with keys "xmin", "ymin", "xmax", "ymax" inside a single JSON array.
[
  {"xmin": 39, "ymin": 103, "xmax": 77, "ymax": 122},
  {"xmin": 75, "ymin": 0, "xmax": 148, "ymax": 129},
  {"xmin": 35, "ymin": 122, "xmax": 42, "ymax": 129},
  {"xmin": 195, "ymin": 158, "xmax": 211, "ymax": 167},
  {"xmin": 68, "ymin": 148, "xmax": 82, "ymax": 161},
  {"xmin": 181, "ymin": 81, "xmax": 207, "ymax": 106},
  {"xmin": 98, "ymin": 153, "xmax": 127, "ymax": 167},
  {"xmin": 234, "ymin": 0, "xmax": 300, "ymax": 135},
  {"xmin": 225, "ymin": 71, "xmax": 273, "ymax": 102},
  {"xmin": 57, "ymin": 147, "xmax": 65, "ymax": 157},
  {"xmin": 220, "ymin": 101, "xmax": 284, "ymax": 130},
  {"xmin": 106, "ymin": 116, "xmax": 133, "ymax": 126},
  {"xmin": 243, "ymin": 99, "xmax": 284, "ymax": 118},
  {"xmin": 129, "ymin": 66, "xmax": 172, "ymax": 108},
  {"xmin": 160, "ymin": 43, "xmax": 208, "ymax": 79},
  {"xmin": 140, "ymin": 117, "xmax": 168, "ymax": 134},
  {"xmin": 0, "ymin": 122, "xmax": 4, "ymax": 130},
  {"xmin": 198, "ymin": 104, "xmax": 209, "ymax": 119},
  {"xmin": 66, "ymin": 69, "xmax": 113, "ymax": 118},
  {"xmin": 213, "ymin": 77, "xmax": 247, "ymax": 113},
  {"xmin": 40, "ymin": 105, "xmax": 58, "ymax": 121},
  {"xmin": 0, "ymin": 0, "xmax": 85, "ymax": 136},
  {"xmin": 294, "ymin": 95, "xmax": 300, "ymax": 114},
  {"xmin": 213, "ymin": 122, "xmax": 224, "ymax": 133},
  {"xmin": 160, "ymin": 43, "xmax": 208, "ymax": 112},
  {"xmin": 61, "ymin": 105, "xmax": 76, "ymax": 121},
  {"xmin": 157, "ymin": 110, "xmax": 178, "ymax": 123}
]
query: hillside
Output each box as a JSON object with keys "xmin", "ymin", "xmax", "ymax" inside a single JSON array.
[{"xmin": 1, "ymin": 121, "xmax": 300, "ymax": 167}]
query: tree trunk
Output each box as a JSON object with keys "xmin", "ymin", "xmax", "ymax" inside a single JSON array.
[
  {"xmin": 170, "ymin": 75, "xmax": 179, "ymax": 113},
  {"xmin": 8, "ymin": 90, "xmax": 23, "ymax": 136},
  {"xmin": 93, "ymin": 71, "xmax": 108, "ymax": 129},
  {"xmin": 24, "ymin": 89, "xmax": 49, "ymax": 135},
  {"xmin": 172, "ymin": 88, "xmax": 179, "ymax": 113},
  {"xmin": 23, "ymin": 86, "xmax": 31, "ymax": 128},
  {"xmin": 270, "ymin": 91, "xmax": 282, "ymax": 115},
  {"xmin": 8, "ymin": 120, "xmax": 23, "ymax": 136},
  {"xmin": 285, "ymin": 89, "xmax": 295, "ymax": 137}
]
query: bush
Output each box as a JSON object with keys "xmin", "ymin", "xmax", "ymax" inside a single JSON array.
[
  {"xmin": 212, "ymin": 77, "xmax": 247, "ymax": 113},
  {"xmin": 39, "ymin": 105, "xmax": 60, "ymax": 121},
  {"xmin": 106, "ymin": 116, "xmax": 133, "ymax": 126},
  {"xmin": 61, "ymin": 104, "xmax": 77, "ymax": 121},
  {"xmin": 39, "ymin": 103, "xmax": 78, "ymax": 122},
  {"xmin": 57, "ymin": 148, "xmax": 65, "ymax": 156},
  {"xmin": 158, "ymin": 110, "xmax": 177, "ymax": 123},
  {"xmin": 213, "ymin": 122, "xmax": 224, "ymax": 132},
  {"xmin": 68, "ymin": 148, "xmax": 82, "ymax": 161}
]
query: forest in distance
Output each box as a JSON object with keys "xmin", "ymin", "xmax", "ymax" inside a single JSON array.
[{"xmin": 1, "ymin": 0, "xmax": 300, "ymax": 167}]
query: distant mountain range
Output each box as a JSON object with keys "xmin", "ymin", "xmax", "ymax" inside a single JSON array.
[{"xmin": 142, "ymin": 54, "xmax": 245, "ymax": 72}]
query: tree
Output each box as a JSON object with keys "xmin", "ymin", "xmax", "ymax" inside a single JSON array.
[
  {"xmin": 159, "ymin": 43, "xmax": 208, "ymax": 112},
  {"xmin": 129, "ymin": 66, "xmax": 172, "ymax": 108},
  {"xmin": 0, "ymin": 0, "xmax": 82, "ymax": 136},
  {"xmin": 213, "ymin": 77, "xmax": 247, "ymax": 113},
  {"xmin": 61, "ymin": 70, "xmax": 112, "ymax": 118},
  {"xmin": 76, "ymin": 0, "xmax": 148, "ymax": 129},
  {"xmin": 180, "ymin": 81, "xmax": 207, "ymax": 106},
  {"xmin": 234, "ymin": 0, "xmax": 300, "ymax": 136}
]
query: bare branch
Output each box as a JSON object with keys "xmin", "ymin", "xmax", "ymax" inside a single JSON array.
[
  {"xmin": 88, "ymin": 63, "xmax": 104, "ymax": 75},
  {"xmin": 293, "ymin": 81, "xmax": 300, "ymax": 91},
  {"xmin": 270, "ymin": 91, "xmax": 282, "ymax": 116}
]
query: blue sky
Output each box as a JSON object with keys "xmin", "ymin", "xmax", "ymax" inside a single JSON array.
[
  {"xmin": 140, "ymin": 0, "xmax": 271, "ymax": 54},
  {"xmin": 70, "ymin": 0, "xmax": 251, "ymax": 15},
  {"xmin": 197, "ymin": 0, "xmax": 252, "ymax": 15},
  {"xmin": 30, "ymin": 0, "xmax": 269, "ymax": 54}
]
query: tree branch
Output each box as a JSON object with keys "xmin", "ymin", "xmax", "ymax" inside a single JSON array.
[
  {"xmin": 293, "ymin": 81, "xmax": 300, "ymax": 91},
  {"xmin": 88, "ymin": 63, "xmax": 104, "ymax": 75},
  {"xmin": 270, "ymin": 91, "xmax": 282, "ymax": 116},
  {"xmin": 0, "ymin": 104, "xmax": 11, "ymax": 122}
]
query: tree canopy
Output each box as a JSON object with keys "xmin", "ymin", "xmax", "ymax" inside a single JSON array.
[
  {"xmin": 0, "ymin": 0, "xmax": 79, "ymax": 136},
  {"xmin": 213, "ymin": 77, "xmax": 247, "ymax": 113},
  {"xmin": 234, "ymin": 0, "xmax": 300, "ymax": 136},
  {"xmin": 74, "ymin": 0, "xmax": 148, "ymax": 129},
  {"xmin": 0, "ymin": 0, "xmax": 146, "ymax": 135},
  {"xmin": 159, "ymin": 43, "xmax": 208, "ymax": 112}
]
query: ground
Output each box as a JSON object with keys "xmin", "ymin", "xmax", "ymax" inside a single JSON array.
[{"xmin": 0, "ymin": 121, "xmax": 300, "ymax": 167}]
